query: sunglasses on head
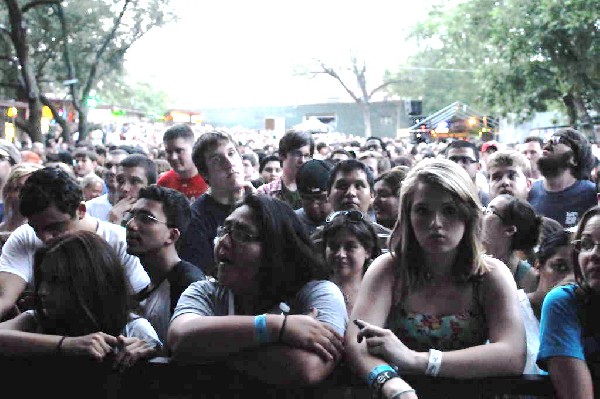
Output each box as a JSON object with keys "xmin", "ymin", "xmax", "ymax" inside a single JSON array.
[{"xmin": 325, "ymin": 210, "xmax": 365, "ymax": 224}]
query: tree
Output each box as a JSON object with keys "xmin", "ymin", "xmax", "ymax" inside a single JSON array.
[
  {"xmin": 0, "ymin": 0, "xmax": 175, "ymax": 142},
  {"xmin": 308, "ymin": 55, "xmax": 405, "ymax": 137},
  {"xmin": 393, "ymin": 0, "xmax": 598, "ymax": 137}
]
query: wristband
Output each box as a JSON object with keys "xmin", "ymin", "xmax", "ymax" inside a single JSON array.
[
  {"xmin": 371, "ymin": 370, "xmax": 399, "ymax": 399},
  {"xmin": 278, "ymin": 314, "xmax": 288, "ymax": 343},
  {"xmin": 367, "ymin": 365, "xmax": 396, "ymax": 386},
  {"xmin": 425, "ymin": 348, "xmax": 442, "ymax": 377},
  {"xmin": 56, "ymin": 336, "xmax": 67, "ymax": 355},
  {"xmin": 254, "ymin": 314, "xmax": 270, "ymax": 344}
]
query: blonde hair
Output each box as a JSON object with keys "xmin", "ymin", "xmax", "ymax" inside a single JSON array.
[
  {"xmin": 2, "ymin": 162, "xmax": 43, "ymax": 200},
  {"xmin": 487, "ymin": 150, "xmax": 531, "ymax": 176},
  {"xmin": 389, "ymin": 158, "xmax": 489, "ymax": 298}
]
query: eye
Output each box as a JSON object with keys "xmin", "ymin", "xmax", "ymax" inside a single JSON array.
[
  {"xmin": 414, "ymin": 205, "xmax": 429, "ymax": 216},
  {"xmin": 442, "ymin": 205, "xmax": 458, "ymax": 216}
]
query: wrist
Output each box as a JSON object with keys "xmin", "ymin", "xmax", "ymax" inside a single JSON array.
[
  {"xmin": 411, "ymin": 350, "xmax": 429, "ymax": 374},
  {"xmin": 381, "ymin": 377, "xmax": 412, "ymax": 399},
  {"xmin": 265, "ymin": 314, "xmax": 284, "ymax": 342}
]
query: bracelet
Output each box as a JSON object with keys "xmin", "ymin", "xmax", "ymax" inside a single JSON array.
[
  {"xmin": 390, "ymin": 388, "xmax": 416, "ymax": 399},
  {"xmin": 56, "ymin": 336, "xmax": 67, "ymax": 355},
  {"xmin": 371, "ymin": 370, "xmax": 399, "ymax": 399},
  {"xmin": 254, "ymin": 314, "xmax": 270, "ymax": 344},
  {"xmin": 425, "ymin": 348, "xmax": 442, "ymax": 377},
  {"xmin": 367, "ymin": 365, "xmax": 396, "ymax": 386},
  {"xmin": 278, "ymin": 314, "xmax": 288, "ymax": 343}
]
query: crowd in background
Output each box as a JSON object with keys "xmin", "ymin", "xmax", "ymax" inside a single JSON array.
[{"xmin": 0, "ymin": 123, "xmax": 598, "ymax": 399}]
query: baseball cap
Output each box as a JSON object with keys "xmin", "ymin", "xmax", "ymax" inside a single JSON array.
[
  {"xmin": 481, "ymin": 141, "xmax": 499, "ymax": 154},
  {"xmin": 296, "ymin": 159, "xmax": 333, "ymax": 195},
  {"xmin": 0, "ymin": 139, "xmax": 21, "ymax": 165}
]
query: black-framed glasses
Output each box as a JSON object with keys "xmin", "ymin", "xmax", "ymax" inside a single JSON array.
[
  {"xmin": 572, "ymin": 237, "xmax": 600, "ymax": 253},
  {"xmin": 325, "ymin": 210, "xmax": 365, "ymax": 224},
  {"xmin": 482, "ymin": 207, "xmax": 506, "ymax": 223},
  {"xmin": 289, "ymin": 150, "xmax": 312, "ymax": 161},
  {"xmin": 216, "ymin": 225, "xmax": 260, "ymax": 244},
  {"xmin": 448, "ymin": 155, "xmax": 477, "ymax": 165},
  {"xmin": 122, "ymin": 211, "xmax": 167, "ymax": 227}
]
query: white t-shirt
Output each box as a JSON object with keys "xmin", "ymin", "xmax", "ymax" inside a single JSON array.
[
  {"xmin": 85, "ymin": 193, "xmax": 112, "ymax": 222},
  {"xmin": 0, "ymin": 220, "xmax": 150, "ymax": 294}
]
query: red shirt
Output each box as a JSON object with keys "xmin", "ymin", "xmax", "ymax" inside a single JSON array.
[{"xmin": 157, "ymin": 170, "xmax": 208, "ymax": 202}]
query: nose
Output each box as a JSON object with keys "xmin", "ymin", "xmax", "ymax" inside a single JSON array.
[
  {"xmin": 335, "ymin": 247, "xmax": 347, "ymax": 258},
  {"xmin": 430, "ymin": 211, "xmax": 444, "ymax": 227},
  {"xmin": 345, "ymin": 185, "xmax": 357, "ymax": 197}
]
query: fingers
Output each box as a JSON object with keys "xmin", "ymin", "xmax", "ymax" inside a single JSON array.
[
  {"xmin": 312, "ymin": 342, "xmax": 334, "ymax": 362},
  {"xmin": 307, "ymin": 307, "xmax": 319, "ymax": 318},
  {"xmin": 357, "ymin": 325, "xmax": 386, "ymax": 343}
]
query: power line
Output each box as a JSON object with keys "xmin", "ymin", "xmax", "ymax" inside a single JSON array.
[{"xmin": 395, "ymin": 66, "xmax": 476, "ymax": 73}]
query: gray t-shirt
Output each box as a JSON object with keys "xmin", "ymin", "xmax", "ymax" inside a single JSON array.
[{"xmin": 172, "ymin": 279, "xmax": 348, "ymax": 336}]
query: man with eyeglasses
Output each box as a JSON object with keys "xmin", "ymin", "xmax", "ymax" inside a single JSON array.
[
  {"xmin": 178, "ymin": 131, "xmax": 254, "ymax": 277},
  {"xmin": 0, "ymin": 167, "xmax": 150, "ymax": 321},
  {"xmin": 294, "ymin": 159, "xmax": 333, "ymax": 235},
  {"xmin": 528, "ymin": 128, "xmax": 596, "ymax": 229},
  {"xmin": 257, "ymin": 130, "xmax": 314, "ymax": 210},
  {"xmin": 86, "ymin": 148, "xmax": 128, "ymax": 221},
  {"xmin": 125, "ymin": 185, "xmax": 204, "ymax": 343},
  {"xmin": 445, "ymin": 140, "xmax": 491, "ymax": 206}
]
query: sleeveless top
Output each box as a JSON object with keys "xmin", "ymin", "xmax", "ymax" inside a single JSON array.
[{"xmin": 385, "ymin": 280, "xmax": 487, "ymax": 352}]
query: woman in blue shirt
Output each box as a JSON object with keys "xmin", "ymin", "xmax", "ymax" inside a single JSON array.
[{"xmin": 538, "ymin": 205, "xmax": 600, "ymax": 398}]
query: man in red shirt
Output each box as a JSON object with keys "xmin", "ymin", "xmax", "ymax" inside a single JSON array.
[{"xmin": 158, "ymin": 124, "xmax": 208, "ymax": 202}]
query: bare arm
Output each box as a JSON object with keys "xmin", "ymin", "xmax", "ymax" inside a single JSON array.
[
  {"xmin": 546, "ymin": 357, "xmax": 594, "ymax": 399},
  {"xmin": 345, "ymin": 254, "xmax": 417, "ymax": 399},
  {"xmin": 0, "ymin": 272, "xmax": 26, "ymax": 321}
]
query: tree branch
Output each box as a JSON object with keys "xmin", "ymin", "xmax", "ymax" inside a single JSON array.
[
  {"xmin": 313, "ymin": 59, "xmax": 361, "ymax": 103},
  {"xmin": 368, "ymin": 79, "xmax": 409, "ymax": 98},
  {"xmin": 21, "ymin": 0, "xmax": 60, "ymax": 14},
  {"xmin": 81, "ymin": 0, "xmax": 132, "ymax": 101}
]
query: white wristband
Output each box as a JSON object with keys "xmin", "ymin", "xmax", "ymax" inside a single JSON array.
[{"xmin": 425, "ymin": 348, "xmax": 442, "ymax": 377}]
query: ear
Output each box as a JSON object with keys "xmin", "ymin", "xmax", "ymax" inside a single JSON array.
[
  {"xmin": 77, "ymin": 202, "xmax": 87, "ymax": 220},
  {"xmin": 166, "ymin": 227, "xmax": 181, "ymax": 246},
  {"xmin": 526, "ymin": 178, "xmax": 533, "ymax": 191},
  {"xmin": 505, "ymin": 224, "xmax": 517, "ymax": 238}
]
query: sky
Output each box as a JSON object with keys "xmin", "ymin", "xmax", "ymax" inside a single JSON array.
[{"xmin": 124, "ymin": 0, "xmax": 439, "ymax": 109}]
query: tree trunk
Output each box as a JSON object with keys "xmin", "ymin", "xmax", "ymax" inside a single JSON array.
[
  {"xmin": 77, "ymin": 104, "xmax": 88, "ymax": 142},
  {"xmin": 361, "ymin": 103, "xmax": 372, "ymax": 138},
  {"xmin": 562, "ymin": 93, "xmax": 577, "ymax": 126},
  {"xmin": 572, "ymin": 93, "xmax": 594, "ymax": 139}
]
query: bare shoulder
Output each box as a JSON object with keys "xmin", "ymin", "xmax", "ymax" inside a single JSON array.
[
  {"xmin": 479, "ymin": 255, "xmax": 517, "ymax": 292},
  {"xmin": 363, "ymin": 252, "xmax": 396, "ymax": 284}
]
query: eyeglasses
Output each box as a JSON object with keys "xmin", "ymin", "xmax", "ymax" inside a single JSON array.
[
  {"xmin": 325, "ymin": 210, "xmax": 365, "ymax": 224},
  {"xmin": 216, "ymin": 224, "xmax": 260, "ymax": 244},
  {"xmin": 300, "ymin": 192, "xmax": 328, "ymax": 202},
  {"xmin": 104, "ymin": 162, "xmax": 118, "ymax": 170},
  {"xmin": 122, "ymin": 211, "xmax": 167, "ymax": 227},
  {"xmin": 572, "ymin": 237, "xmax": 600, "ymax": 253},
  {"xmin": 289, "ymin": 150, "xmax": 312, "ymax": 161},
  {"xmin": 448, "ymin": 156, "xmax": 477, "ymax": 165},
  {"xmin": 482, "ymin": 207, "xmax": 506, "ymax": 223}
]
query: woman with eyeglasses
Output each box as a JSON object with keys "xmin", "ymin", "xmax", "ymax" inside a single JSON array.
[
  {"xmin": 0, "ymin": 231, "xmax": 161, "ymax": 371},
  {"xmin": 345, "ymin": 159, "xmax": 525, "ymax": 399},
  {"xmin": 481, "ymin": 194, "xmax": 542, "ymax": 292},
  {"xmin": 537, "ymin": 205, "xmax": 600, "ymax": 398},
  {"xmin": 321, "ymin": 210, "xmax": 381, "ymax": 315},
  {"xmin": 168, "ymin": 194, "xmax": 348, "ymax": 385}
]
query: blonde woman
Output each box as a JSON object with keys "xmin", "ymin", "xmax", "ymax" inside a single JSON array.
[
  {"xmin": 0, "ymin": 163, "xmax": 43, "ymax": 247},
  {"xmin": 345, "ymin": 158, "xmax": 525, "ymax": 399}
]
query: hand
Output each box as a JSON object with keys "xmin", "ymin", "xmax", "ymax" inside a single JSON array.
[
  {"xmin": 381, "ymin": 376, "xmax": 418, "ymax": 399},
  {"xmin": 242, "ymin": 181, "xmax": 257, "ymax": 196},
  {"xmin": 355, "ymin": 319, "xmax": 417, "ymax": 372},
  {"xmin": 61, "ymin": 332, "xmax": 118, "ymax": 362},
  {"xmin": 112, "ymin": 335, "xmax": 158, "ymax": 373},
  {"xmin": 281, "ymin": 308, "xmax": 344, "ymax": 362},
  {"xmin": 108, "ymin": 197, "xmax": 137, "ymax": 224}
]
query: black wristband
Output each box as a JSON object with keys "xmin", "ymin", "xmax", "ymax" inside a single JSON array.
[
  {"xmin": 56, "ymin": 336, "xmax": 67, "ymax": 355},
  {"xmin": 371, "ymin": 370, "xmax": 399, "ymax": 399},
  {"xmin": 278, "ymin": 314, "xmax": 288, "ymax": 343}
]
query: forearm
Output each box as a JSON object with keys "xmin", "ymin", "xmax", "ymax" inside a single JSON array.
[
  {"xmin": 407, "ymin": 341, "xmax": 525, "ymax": 378},
  {"xmin": 0, "ymin": 331, "xmax": 63, "ymax": 356},
  {"xmin": 229, "ymin": 345, "xmax": 337, "ymax": 385},
  {"xmin": 168, "ymin": 314, "xmax": 284, "ymax": 361}
]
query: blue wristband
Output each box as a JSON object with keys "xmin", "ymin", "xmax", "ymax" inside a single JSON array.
[
  {"xmin": 254, "ymin": 314, "xmax": 270, "ymax": 344},
  {"xmin": 367, "ymin": 365, "xmax": 396, "ymax": 386}
]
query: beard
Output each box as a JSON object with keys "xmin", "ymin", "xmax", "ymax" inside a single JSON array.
[{"xmin": 537, "ymin": 150, "xmax": 574, "ymax": 178}]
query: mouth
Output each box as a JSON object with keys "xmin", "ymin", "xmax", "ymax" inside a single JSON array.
[{"xmin": 429, "ymin": 232, "xmax": 445, "ymax": 239}]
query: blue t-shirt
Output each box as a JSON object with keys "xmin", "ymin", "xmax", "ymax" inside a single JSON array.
[
  {"xmin": 528, "ymin": 179, "xmax": 596, "ymax": 228},
  {"xmin": 537, "ymin": 284, "xmax": 600, "ymax": 373}
]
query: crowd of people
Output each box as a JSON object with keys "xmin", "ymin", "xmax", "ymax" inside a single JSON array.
[{"xmin": 0, "ymin": 124, "xmax": 598, "ymax": 398}]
